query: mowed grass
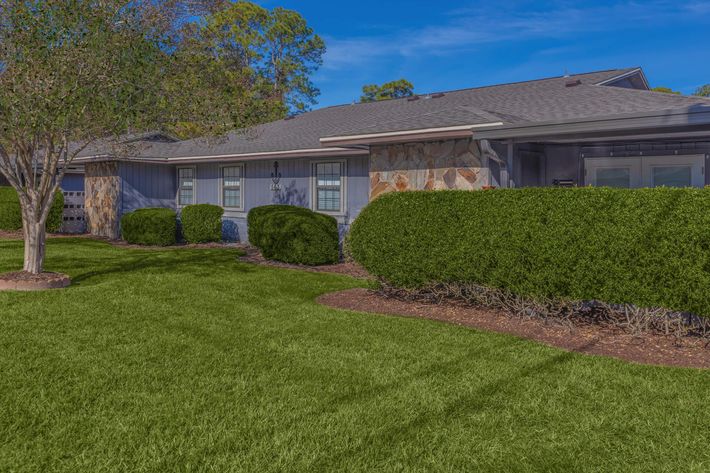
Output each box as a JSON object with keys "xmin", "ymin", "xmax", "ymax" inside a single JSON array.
[{"xmin": 0, "ymin": 239, "xmax": 708, "ymax": 473}]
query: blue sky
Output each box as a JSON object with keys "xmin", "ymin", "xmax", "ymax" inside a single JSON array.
[{"xmin": 257, "ymin": 0, "xmax": 710, "ymax": 108}]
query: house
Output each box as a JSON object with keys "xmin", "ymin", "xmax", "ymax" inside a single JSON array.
[{"xmin": 68, "ymin": 67, "xmax": 710, "ymax": 241}]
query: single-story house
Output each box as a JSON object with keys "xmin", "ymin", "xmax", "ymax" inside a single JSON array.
[{"xmin": 58, "ymin": 67, "xmax": 710, "ymax": 240}]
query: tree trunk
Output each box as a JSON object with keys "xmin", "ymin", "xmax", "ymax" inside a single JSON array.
[{"xmin": 22, "ymin": 209, "xmax": 47, "ymax": 275}]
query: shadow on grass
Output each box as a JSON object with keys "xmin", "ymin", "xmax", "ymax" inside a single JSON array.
[
  {"xmin": 306, "ymin": 339, "xmax": 596, "ymax": 470},
  {"xmin": 40, "ymin": 240, "xmax": 257, "ymax": 287}
]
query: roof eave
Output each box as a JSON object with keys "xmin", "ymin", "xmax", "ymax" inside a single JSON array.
[
  {"xmin": 73, "ymin": 146, "xmax": 369, "ymax": 164},
  {"xmin": 319, "ymin": 123, "xmax": 505, "ymax": 147},
  {"xmin": 471, "ymin": 106, "xmax": 710, "ymax": 141},
  {"xmin": 595, "ymin": 67, "xmax": 650, "ymax": 89}
]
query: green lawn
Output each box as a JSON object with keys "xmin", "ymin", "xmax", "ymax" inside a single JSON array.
[{"xmin": 0, "ymin": 239, "xmax": 708, "ymax": 473}]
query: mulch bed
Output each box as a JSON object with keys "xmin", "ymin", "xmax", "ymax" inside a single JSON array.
[
  {"xmin": 0, "ymin": 271, "xmax": 71, "ymax": 291},
  {"xmin": 318, "ymin": 288, "xmax": 710, "ymax": 369},
  {"xmin": 239, "ymin": 246, "xmax": 372, "ymax": 279}
]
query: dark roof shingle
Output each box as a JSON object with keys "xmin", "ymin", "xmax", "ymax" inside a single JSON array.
[{"xmin": 80, "ymin": 68, "xmax": 710, "ymax": 159}]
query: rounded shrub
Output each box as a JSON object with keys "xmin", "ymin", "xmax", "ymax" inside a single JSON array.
[
  {"xmin": 120, "ymin": 208, "xmax": 177, "ymax": 246},
  {"xmin": 247, "ymin": 204, "xmax": 296, "ymax": 248},
  {"xmin": 181, "ymin": 204, "xmax": 224, "ymax": 243},
  {"xmin": 349, "ymin": 188, "xmax": 710, "ymax": 317},
  {"xmin": 0, "ymin": 186, "xmax": 64, "ymax": 233},
  {"xmin": 247, "ymin": 205, "xmax": 339, "ymax": 265}
]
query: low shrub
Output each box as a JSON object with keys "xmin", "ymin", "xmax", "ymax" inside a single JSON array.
[
  {"xmin": 120, "ymin": 208, "xmax": 177, "ymax": 246},
  {"xmin": 0, "ymin": 186, "xmax": 64, "ymax": 233},
  {"xmin": 349, "ymin": 188, "xmax": 710, "ymax": 317},
  {"xmin": 247, "ymin": 205, "xmax": 339, "ymax": 265},
  {"xmin": 181, "ymin": 204, "xmax": 223, "ymax": 243},
  {"xmin": 247, "ymin": 204, "xmax": 295, "ymax": 248}
]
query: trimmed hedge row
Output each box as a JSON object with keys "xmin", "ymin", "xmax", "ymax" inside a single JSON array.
[
  {"xmin": 121, "ymin": 208, "xmax": 177, "ymax": 246},
  {"xmin": 248, "ymin": 205, "xmax": 339, "ymax": 265},
  {"xmin": 0, "ymin": 186, "xmax": 64, "ymax": 233},
  {"xmin": 349, "ymin": 188, "xmax": 710, "ymax": 317},
  {"xmin": 181, "ymin": 204, "xmax": 223, "ymax": 243}
]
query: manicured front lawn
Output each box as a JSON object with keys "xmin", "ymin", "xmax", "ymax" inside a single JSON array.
[{"xmin": 0, "ymin": 239, "xmax": 708, "ymax": 473}]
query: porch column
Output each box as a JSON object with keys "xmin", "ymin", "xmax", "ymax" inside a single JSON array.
[{"xmin": 506, "ymin": 141, "xmax": 516, "ymax": 188}]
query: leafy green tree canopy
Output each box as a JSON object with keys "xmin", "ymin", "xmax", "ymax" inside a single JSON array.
[
  {"xmin": 651, "ymin": 86, "xmax": 681, "ymax": 95},
  {"xmin": 361, "ymin": 79, "xmax": 415, "ymax": 102},
  {"xmin": 693, "ymin": 84, "xmax": 710, "ymax": 97},
  {"xmin": 0, "ymin": 0, "xmax": 176, "ymax": 273},
  {"xmin": 198, "ymin": 2, "xmax": 324, "ymax": 111}
]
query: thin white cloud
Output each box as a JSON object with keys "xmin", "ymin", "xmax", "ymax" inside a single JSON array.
[{"xmin": 322, "ymin": 1, "xmax": 710, "ymax": 70}]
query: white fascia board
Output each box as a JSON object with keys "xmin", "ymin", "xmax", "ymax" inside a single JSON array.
[
  {"xmin": 319, "ymin": 123, "xmax": 504, "ymax": 146},
  {"xmin": 472, "ymin": 107, "xmax": 710, "ymax": 141},
  {"xmin": 74, "ymin": 147, "xmax": 369, "ymax": 164},
  {"xmin": 595, "ymin": 68, "xmax": 645, "ymax": 87}
]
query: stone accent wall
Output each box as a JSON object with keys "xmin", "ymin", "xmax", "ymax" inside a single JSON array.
[
  {"xmin": 369, "ymin": 138, "xmax": 488, "ymax": 199},
  {"xmin": 85, "ymin": 161, "xmax": 120, "ymax": 239}
]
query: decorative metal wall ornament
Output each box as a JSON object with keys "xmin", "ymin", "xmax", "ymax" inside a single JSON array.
[{"xmin": 270, "ymin": 161, "xmax": 282, "ymax": 191}]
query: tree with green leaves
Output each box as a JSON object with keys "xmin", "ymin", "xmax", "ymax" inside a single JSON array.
[
  {"xmin": 191, "ymin": 1, "xmax": 325, "ymax": 113},
  {"xmin": 651, "ymin": 86, "xmax": 681, "ymax": 95},
  {"xmin": 693, "ymin": 84, "xmax": 710, "ymax": 97},
  {"xmin": 361, "ymin": 79, "xmax": 415, "ymax": 102},
  {"xmin": 0, "ymin": 0, "xmax": 174, "ymax": 274}
]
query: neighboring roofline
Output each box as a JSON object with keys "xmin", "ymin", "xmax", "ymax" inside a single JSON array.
[
  {"xmin": 595, "ymin": 67, "xmax": 650, "ymax": 90},
  {"xmin": 74, "ymin": 146, "xmax": 369, "ymax": 164},
  {"xmin": 471, "ymin": 106, "xmax": 710, "ymax": 141},
  {"xmin": 319, "ymin": 122, "xmax": 504, "ymax": 147}
]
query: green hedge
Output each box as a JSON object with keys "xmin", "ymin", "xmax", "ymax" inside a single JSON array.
[
  {"xmin": 120, "ymin": 208, "xmax": 177, "ymax": 246},
  {"xmin": 247, "ymin": 205, "xmax": 339, "ymax": 265},
  {"xmin": 181, "ymin": 204, "xmax": 223, "ymax": 243},
  {"xmin": 349, "ymin": 188, "xmax": 710, "ymax": 316},
  {"xmin": 0, "ymin": 186, "xmax": 64, "ymax": 233}
]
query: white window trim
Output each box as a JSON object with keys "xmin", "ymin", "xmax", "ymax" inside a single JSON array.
[
  {"xmin": 176, "ymin": 166, "xmax": 197, "ymax": 207},
  {"xmin": 219, "ymin": 163, "xmax": 245, "ymax": 210},
  {"xmin": 310, "ymin": 159, "xmax": 347, "ymax": 216}
]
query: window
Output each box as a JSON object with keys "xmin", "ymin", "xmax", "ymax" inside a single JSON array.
[
  {"xmin": 221, "ymin": 165, "xmax": 243, "ymax": 208},
  {"xmin": 177, "ymin": 167, "xmax": 195, "ymax": 206},
  {"xmin": 652, "ymin": 166, "xmax": 692, "ymax": 188},
  {"xmin": 585, "ymin": 155, "xmax": 704, "ymax": 189},
  {"xmin": 596, "ymin": 168, "xmax": 631, "ymax": 188},
  {"xmin": 314, "ymin": 162, "xmax": 344, "ymax": 213}
]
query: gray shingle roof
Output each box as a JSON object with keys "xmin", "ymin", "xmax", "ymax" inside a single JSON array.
[{"xmin": 79, "ymin": 67, "xmax": 710, "ymax": 159}]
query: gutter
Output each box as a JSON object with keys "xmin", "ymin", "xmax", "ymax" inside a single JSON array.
[
  {"xmin": 319, "ymin": 123, "xmax": 504, "ymax": 147},
  {"xmin": 73, "ymin": 146, "xmax": 369, "ymax": 164},
  {"xmin": 471, "ymin": 106, "xmax": 710, "ymax": 141}
]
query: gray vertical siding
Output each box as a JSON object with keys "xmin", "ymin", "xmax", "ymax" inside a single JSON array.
[
  {"xmin": 118, "ymin": 155, "xmax": 370, "ymax": 242},
  {"xmin": 61, "ymin": 173, "xmax": 85, "ymax": 192},
  {"xmin": 119, "ymin": 162, "xmax": 176, "ymax": 215}
]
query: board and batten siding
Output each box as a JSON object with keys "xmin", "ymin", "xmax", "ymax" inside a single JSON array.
[
  {"xmin": 188, "ymin": 155, "xmax": 370, "ymax": 241},
  {"xmin": 116, "ymin": 155, "xmax": 370, "ymax": 242},
  {"xmin": 119, "ymin": 161, "xmax": 177, "ymax": 215}
]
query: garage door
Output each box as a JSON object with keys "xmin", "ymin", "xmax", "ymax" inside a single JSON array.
[{"xmin": 584, "ymin": 154, "xmax": 705, "ymax": 188}]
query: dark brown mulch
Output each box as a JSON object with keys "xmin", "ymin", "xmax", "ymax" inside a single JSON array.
[
  {"xmin": 106, "ymin": 238, "xmax": 246, "ymax": 251},
  {"xmin": 0, "ymin": 271, "xmax": 71, "ymax": 291},
  {"xmin": 318, "ymin": 288, "xmax": 710, "ymax": 369},
  {"xmin": 0, "ymin": 230, "xmax": 81, "ymax": 240},
  {"xmin": 239, "ymin": 246, "xmax": 372, "ymax": 279}
]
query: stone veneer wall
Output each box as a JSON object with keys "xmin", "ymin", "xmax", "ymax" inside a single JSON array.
[
  {"xmin": 85, "ymin": 161, "xmax": 121, "ymax": 239},
  {"xmin": 369, "ymin": 138, "xmax": 489, "ymax": 199}
]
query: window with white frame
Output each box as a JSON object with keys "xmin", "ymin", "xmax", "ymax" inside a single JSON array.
[
  {"xmin": 221, "ymin": 165, "xmax": 243, "ymax": 208},
  {"xmin": 314, "ymin": 162, "xmax": 344, "ymax": 213},
  {"xmin": 177, "ymin": 167, "xmax": 195, "ymax": 206}
]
